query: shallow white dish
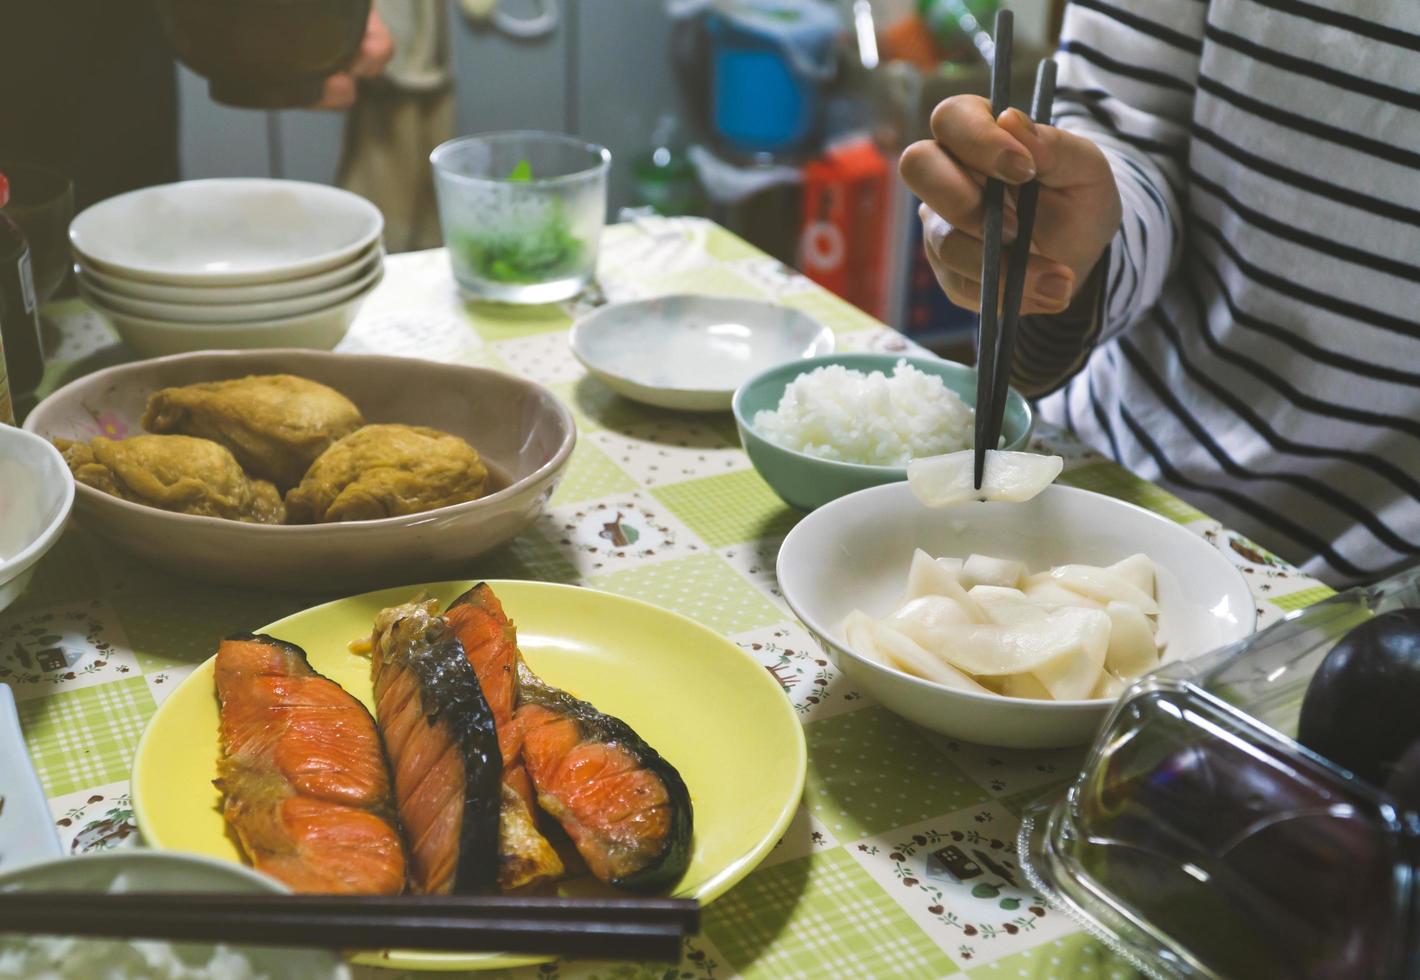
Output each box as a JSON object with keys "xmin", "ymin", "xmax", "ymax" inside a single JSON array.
[
  {"xmin": 0, "ymin": 851, "xmax": 349, "ymax": 979},
  {"xmin": 78, "ymin": 255, "xmax": 382, "ymax": 323},
  {"xmin": 82, "ymin": 269, "xmax": 381, "ymax": 358},
  {"xmin": 0, "ymin": 426, "xmax": 74, "ymax": 615},
  {"xmin": 75, "ymin": 242, "xmax": 382, "ymax": 304},
  {"xmin": 570, "ymin": 295, "xmax": 834, "ymax": 411},
  {"xmin": 0, "ymin": 684, "xmax": 62, "ymax": 871},
  {"xmin": 776, "ymin": 481, "xmax": 1256, "ymax": 748},
  {"xmin": 69, "ymin": 178, "xmax": 383, "ymax": 285}
]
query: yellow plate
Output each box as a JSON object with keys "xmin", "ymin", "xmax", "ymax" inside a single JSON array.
[{"xmin": 132, "ymin": 580, "xmax": 806, "ymax": 972}]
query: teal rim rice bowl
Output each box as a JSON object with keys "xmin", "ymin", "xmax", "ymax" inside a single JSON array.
[{"xmin": 732, "ymin": 352, "xmax": 1033, "ymax": 512}]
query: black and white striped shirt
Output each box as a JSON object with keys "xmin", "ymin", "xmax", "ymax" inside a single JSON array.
[{"xmin": 1017, "ymin": 0, "xmax": 1420, "ymax": 586}]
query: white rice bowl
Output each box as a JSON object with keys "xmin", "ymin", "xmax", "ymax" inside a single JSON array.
[{"xmin": 752, "ymin": 360, "xmax": 975, "ymax": 466}]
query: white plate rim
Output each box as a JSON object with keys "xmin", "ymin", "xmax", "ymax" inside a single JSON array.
[
  {"xmin": 76, "ymin": 259, "xmax": 384, "ymax": 324},
  {"xmin": 569, "ymin": 295, "xmax": 835, "ymax": 401},
  {"xmin": 73, "ymin": 243, "xmax": 384, "ymax": 305}
]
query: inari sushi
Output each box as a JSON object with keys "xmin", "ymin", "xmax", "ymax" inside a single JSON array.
[
  {"xmin": 214, "ymin": 633, "xmax": 406, "ymax": 895},
  {"xmin": 371, "ymin": 600, "xmax": 502, "ymax": 894},
  {"xmin": 444, "ymin": 585, "xmax": 563, "ymax": 891},
  {"xmin": 515, "ymin": 664, "xmax": 694, "ymax": 892}
]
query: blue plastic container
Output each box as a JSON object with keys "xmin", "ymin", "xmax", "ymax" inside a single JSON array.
[{"xmin": 707, "ymin": 0, "xmax": 841, "ymax": 154}]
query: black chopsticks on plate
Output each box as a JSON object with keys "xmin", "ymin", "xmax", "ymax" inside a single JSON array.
[
  {"xmin": 972, "ymin": 9, "xmax": 1058, "ymax": 489},
  {"xmin": 0, "ymin": 891, "xmax": 700, "ymax": 961}
]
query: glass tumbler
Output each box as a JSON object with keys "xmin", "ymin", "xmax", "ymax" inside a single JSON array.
[{"xmin": 430, "ymin": 132, "xmax": 610, "ymax": 304}]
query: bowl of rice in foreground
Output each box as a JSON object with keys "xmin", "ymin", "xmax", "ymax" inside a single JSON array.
[{"xmin": 733, "ymin": 353, "xmax": 1033, "ymax": 511}]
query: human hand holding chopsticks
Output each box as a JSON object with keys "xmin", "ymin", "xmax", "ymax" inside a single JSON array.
[{"xmin": 899, "ymin": 89, "xmax": 1122, "ymax": 315}]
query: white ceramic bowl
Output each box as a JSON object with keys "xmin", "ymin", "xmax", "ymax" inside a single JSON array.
[
  {"xmin": 0, "ymin": 426, "xmax": 74, "ymax": 614},
  {"xmin": 81, "ymin": 269, "xmax": 381, "ymax": 358},
  {"xmin": 570, "ymin": 295, "xmax": 834, "ymax": 411},
  {"xmin": 78, "ymin": 255, "xmax": 382, "ymax": 323},
  {"xmin": 776, "ymin": 481, "xmax": 1257, "ymax": 748},
  {"xmin": 69, "ymin": 178, "xmax": 383, "ymax": 285},
  {"xmin": 0, "ymin": 851, "xmax": 349, "ymax": 979},
  {"xmin": 75, "ymin": 242, "xmax": 382, "ymax": 304}
]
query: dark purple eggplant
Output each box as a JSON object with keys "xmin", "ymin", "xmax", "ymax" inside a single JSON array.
[
  {"xmin": 1079, "ymin": 692, "xmax": 1408, "ymax": 979},
  {"xmin": 1385, "ymin": 738, "xmax": 1420, "ymax": 814},
  {"xmin": 1298, "ymin": 609, "xmax": 1420, "ymax": 787}
]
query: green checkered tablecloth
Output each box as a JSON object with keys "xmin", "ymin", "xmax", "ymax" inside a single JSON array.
[{"xmin": 9, "ymin": 218, "xmax": 1332, "ymax": 979}]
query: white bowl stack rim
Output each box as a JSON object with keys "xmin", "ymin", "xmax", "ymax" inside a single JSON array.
[{"xmin": 68, "ymin": 178, "xmax": 386, "ymax": 353}]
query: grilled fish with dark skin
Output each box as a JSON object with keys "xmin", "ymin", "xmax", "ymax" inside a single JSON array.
[
  {"xmin": 371, "ymin": 600, "xmax": 502, "ymax": 894},
  {"xmin": 444, "ymin": 585, "xmax": 563, "ymax": 891},
  {"xmin": 214, "ymin": 633, "xmax": 406, "ymax": 895},
  {"xmin": 515, "ymin": 662, "xmax": 694, "ymax": 892}
]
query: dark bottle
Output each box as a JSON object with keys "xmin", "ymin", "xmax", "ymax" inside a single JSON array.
[{"xmin": 0, "ymin": 170, "xmax": 45, "ymax": 424}]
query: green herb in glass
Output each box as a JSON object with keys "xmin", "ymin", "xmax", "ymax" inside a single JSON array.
[{"xmin": 453, "ymin": 159, "xmax": 585, "ymax": 284}]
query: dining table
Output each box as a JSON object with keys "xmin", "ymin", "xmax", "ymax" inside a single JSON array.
[{"xmin": 8, "ymin": 215, "xmax": 1337, "ymax": 979}]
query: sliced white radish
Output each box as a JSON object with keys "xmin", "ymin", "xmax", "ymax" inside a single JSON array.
[
  {"xmin": 888, "ymin": 595, "xmax": 974, "ymax": 647},
  {"xmin": 962, "ymin": 554, "xmax": 1026, "ymax": 589},
  {"xmin": 1002, "ymin": 672, "xmax": 1055, "ymax": 700},
  {"xmin": 901, "ymin": 554, "xmax": 988, "ymax": 622},
  {"xmin": 1104, "ymin": 600, "xmax": 1160, "ymax": 679},
  {"xmin": 842, "ymin": 609, "xmax": 886, "ymax": 666},
  {"xmin": 970, "ymin": 588, "xmax": 1051, "ymax": 628},
  {"xmin": 913, "ymin": 606, "xmax": 1107, "ymax": 677},
  {"xmin": 937, "ymin": 555, "xmax": 965, "ymax": 576},
  {"xmin": 1089, "ymin": 670, "xmax": 1127, "ymax": 699},
  {"xmin": 1108, "ymin": 553, "xmax": 1157, "ymax": 599},
  {"xmin": 1049, "ymin": 564, "xmax": 1161, "ymax": 614},
  {"xmin": 903, "ymin": 550, "xmax": 974, "ymax": 609},
  {"xmin": 1022, "ymin": 573, "xmax": 1105, "ymax": 609},
  {"xmin": 904, "ymin": 549, "xmax": 946, "ymax": 600},
  {"xmin": 872, "ymin": 622, "xmax": 992, "ymax": 693},
  {"xmin": 1030, "ymin": 609, "xmax": 1111, "ymax": 700},
  {"xmin": 976, "ymin": 674, "xmax": 1008, "ymax": 695},
  {"xmin": 967, "ymin": 585, "xmax": 1028, "ymax": 604},
  {"xmin": 907, "ymin": 450, "xmax": 1064, "ymax": 508}
]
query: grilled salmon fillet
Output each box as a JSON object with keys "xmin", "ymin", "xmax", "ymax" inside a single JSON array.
[{"xmin": 215, "ymin": 633, "xmax": 406, "ymax": 895}]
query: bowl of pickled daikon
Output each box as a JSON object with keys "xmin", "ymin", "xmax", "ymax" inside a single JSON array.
[{"xmin": 776, "ymin": 479, "xmax": 1257, "ymax": 748}]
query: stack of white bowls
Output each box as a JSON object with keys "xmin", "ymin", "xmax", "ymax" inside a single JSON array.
[{"xmin": 70, "ymin": 179, "xmax": 383, "ymax": 358}]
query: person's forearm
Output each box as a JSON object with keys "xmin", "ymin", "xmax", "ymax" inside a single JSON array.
[
  {"xmin": 1001, "ymin": 0, "xmax": 1206, "ymax": 395},
  {"xmin": 1050, "ymin": 0, "xmax": 1204, "ymax": 340},
  {"xmin": 1011, "ymin": 250, "xmax": 1109, "ymax": 398}
]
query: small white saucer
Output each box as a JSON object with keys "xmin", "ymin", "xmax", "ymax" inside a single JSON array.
[{"xmin": 570, "ymin": 295, "xmax": 834, "ymax": 411}]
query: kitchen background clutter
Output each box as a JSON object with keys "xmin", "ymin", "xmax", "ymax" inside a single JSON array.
[{"xmin": 169, "ymin": 0, "xmax": 1060, "ymax": 357}]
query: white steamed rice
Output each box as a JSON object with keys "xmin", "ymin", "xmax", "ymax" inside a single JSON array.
[{"xmin": 753, "ymin": 360, "xmax": 974, "ymax": 466}]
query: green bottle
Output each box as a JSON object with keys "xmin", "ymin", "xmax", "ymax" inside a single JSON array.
[
  {"xmin": 918, "ymin": 0, "xmax": 1000, "ymax": 58},
  {"xmin": 630, "ymin": 116, "xmax": 706, "ymax": 218}
]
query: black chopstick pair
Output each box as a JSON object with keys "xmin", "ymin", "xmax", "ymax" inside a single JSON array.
[
  {"xmin": 0, "ymin": 891, "xmax": 700, "ymax": 961},
  {"xmin": 972, "ymin": 9, "xmax": 1058, "ymax": 489}
]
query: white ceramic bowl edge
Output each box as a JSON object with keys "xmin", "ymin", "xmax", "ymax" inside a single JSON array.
[
  {"xmin": 776, "ymin": 481, "xmax": 1256, "ymax": 748},
  {"xmin": 0, "ymin": 428, "xmax": 75, "ymax": 613}
]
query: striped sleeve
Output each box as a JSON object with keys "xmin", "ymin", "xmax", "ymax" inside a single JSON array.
[{"xmin": 1011, "ymin": 0, "xmax": 1206, "ymax": 392}]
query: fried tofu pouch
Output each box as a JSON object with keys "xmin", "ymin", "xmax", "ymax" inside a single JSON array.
[
  {"xmin": 285, "ymin": 424, "xmax": 489, "ymax": 523},
  {"xmin": 56, "ymin": 434, "xmax": 285, "ymax": 524},
  {"xmin": 142, "ymin": 374, "xmax": 364, "ymax": 491}
]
